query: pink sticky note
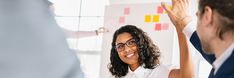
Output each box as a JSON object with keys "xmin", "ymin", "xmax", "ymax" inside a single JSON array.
[
  {"xmin": 157, "ymin": 6, "xmax": 164, "ymax": 14},
  {"xmin": 124, "ymin": 8, "xmax": 130, "ymax": 15},
  {"xmin": 162, "ymin": 23, "xmax": 169, "ymax": 30},
  {"xmin": 119, "ymin": 16, "xmax": 125, "ymax": 24},
  {"xmin": 155, "ymin": 23, "xmax": 161, "ymax": 31}
]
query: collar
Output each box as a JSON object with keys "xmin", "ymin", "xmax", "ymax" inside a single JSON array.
[
  {"xmin": 128, "ymin": 65, "xmax": 148, "ymax": 78},
  {"xmin": 212, "ymin": 43, "xmax": 234, "ymax": 74}
]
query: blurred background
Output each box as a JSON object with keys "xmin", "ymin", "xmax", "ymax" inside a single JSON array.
[{"xmin": 49, "ymin": 0, "xmax": 211, "ymax": 78}]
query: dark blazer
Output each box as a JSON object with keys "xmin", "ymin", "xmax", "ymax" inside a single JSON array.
[{"xmin": 190, "ymin": 32, "xmax": 234, "ymax": 78}]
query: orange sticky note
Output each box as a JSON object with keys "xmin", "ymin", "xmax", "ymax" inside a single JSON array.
[
  {"xmin": 124, "ymin": 8, "xmax": 130, "ymax": 15},
  {"xmin": 157, "ymin": 6, "xmax": 164, "ymax": 14},
  {"xmin": 153, "ymin": 15, "xmax": 160, "ymax": 22},
  {"xmin": 155, "ymin": 23, "xmax": 161, "ymax": 31},
  {"xmin": 119, "ymin": 16, "xmax": 125, "ymax": 24},
  {"xmin": 162, "ymin": 23, "xmax": 169, "ymax": 30},
  {"xmin": 144, "ymin": 15, "xmax": 151, "ymax": 22}
]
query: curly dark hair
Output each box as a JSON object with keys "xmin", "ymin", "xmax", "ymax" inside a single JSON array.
[{"xmin": 108, "ymin": 25, "xmax": 161, "ymax": 78}]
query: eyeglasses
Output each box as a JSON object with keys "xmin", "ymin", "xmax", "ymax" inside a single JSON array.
[{"xmin": 115, "ymin": 38, "xmax": 137, "ymax": 52}]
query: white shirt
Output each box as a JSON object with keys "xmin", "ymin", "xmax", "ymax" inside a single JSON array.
[
  {"xmin": 182, "ymin": 20, "xmax": 197, "ymax": 39},
  {"xmin": 212, "ymin": 43, "xmax": 234, "ymax": 74},
  {"xmin": 183, "ymin": 21, "xmax": 234, "ymax": 75},
  {"xmin": 123, "ymin": 64, "xmax": 171, "ymax": 78}
]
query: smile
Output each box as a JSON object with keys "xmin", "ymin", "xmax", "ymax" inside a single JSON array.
[{"xmin": 126, "ymin": 53, "xmax": 134, "ymax": 58}]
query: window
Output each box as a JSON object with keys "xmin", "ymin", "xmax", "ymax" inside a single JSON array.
[{"xmin": 50, "ymin": 0, "xmax": 109, "ymax": 78}]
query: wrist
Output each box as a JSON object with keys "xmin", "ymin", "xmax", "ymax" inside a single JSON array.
[{"xmin": 178, "ymin": 16, "xmax": 192, "ymax": 30}]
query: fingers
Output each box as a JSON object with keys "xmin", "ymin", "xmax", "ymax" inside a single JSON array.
[
  {"xmin": 183, "ymin": 0, "xmax": 189, "ymax": 4},
  {"xmin": 181, "ymin": 0, "xmax": 190, "ymax": 4},
  {"xmin": 172, "ymin": 0, "xmax": 176, "ymax": 6},
  {"xmin": 180, "ymin": 0, "xmax": 186, "ymax": 3},
  {"xmin": 102, "ymin": 28, "xmax": 109, "ymax": 32},
  {"xmin": 98, "ymin": 27, "xmax": 104, "ymax": 30},
  {"xmin": 186, "ymin": 0, "xmax": 190, "ymax": 4},
  {"xmin": 98, "ymin": 27, "xmax": 109, "ymax": 33},
  {"xmin": 161, "ymin": 2, "xmax": 172, "ymax": 15}
]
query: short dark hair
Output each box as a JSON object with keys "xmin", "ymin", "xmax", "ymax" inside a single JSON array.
[
  {"xmin": 108, "ymin": 25, "xmax": 160, "ymax": 77},
  {"xmin": 198, "ymin": 0, "xmax": 234, "ymax": 39}
]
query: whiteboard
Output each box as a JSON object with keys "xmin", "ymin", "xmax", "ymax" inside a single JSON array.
[
  {"xmin": 109, "ymin": 0, "xmax": 171, "ymax": 4},
  {"xmin": 100, "ymin": 3, "xmax": 180, "ymax": 78}
]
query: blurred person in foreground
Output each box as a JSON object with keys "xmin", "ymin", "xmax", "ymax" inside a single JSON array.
[{"xmin": 0, "ymin": 0, "xmax": 84, "ymax": 78}]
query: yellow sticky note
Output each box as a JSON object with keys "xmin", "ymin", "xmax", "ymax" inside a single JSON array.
[
  {"xmin": 165, "ymin": 5, "xmax": 172, "ymax": 14},
  {"xmin": 168, "ymin": 5, "xmax": 172, "ymax": 10},
  {"xmin": 153, "ymin": 15, "xmax": 160, "ymax": 22},
  {"xmin": 144, "ymin": 15, "xmax": 151, "ymax": 22}
]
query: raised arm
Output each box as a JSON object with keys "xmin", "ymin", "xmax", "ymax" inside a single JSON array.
[
  {"xmin": 161, "ymin": 0, "xmax": 194, "ymax": 77},
  {"xmin": 63, "ymin": 29, "xmax": 97, "ymax": 39},
  {"xmin": 169, "ymin": 29, "xmax": 194, "ymax": 78},
  {"xmin": 168, "ymin": 28, "xmax": 194, "ymax": 78},
  {"xmin": 63, "ymin": 27, "xmax": 109, "ymax": 39}
]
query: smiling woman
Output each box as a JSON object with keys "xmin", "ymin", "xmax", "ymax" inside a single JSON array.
[
  {"xmin": 109, "ymin": 25, "xmax": 163, "ymax": 78},
  {"xmin": 108, "ymin": 25, "xmax": 194, "ymax": 78}
]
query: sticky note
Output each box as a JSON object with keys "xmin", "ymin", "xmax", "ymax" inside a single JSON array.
[
  {"xmin": 119, "ymin": 16, "xmax": 125, "ymax": 24},
  {"xmin": 162, "ymin": 23, "xmax": 169, "ymax": 30},
  {"xmin": 124, "ymin": 8, "xmax": 130, "ymax": 15},
  {"xmin": 169, "ymin": 5, "xmax": 172, "ymax": 10},
  {"xmin": 165, "ymin": 5, "xmax": 173, "ymax": 13},
  {"xmin": 155, "ymin": 23, "xmax": 161, "ymax": 31},
  {"xmin": 153, "ymin": 15, "xmax": 160, "ymax": 22},
  {"xmin": 157, "ymin": 6, "xmax": 164, "ymax": 14},
  {"xmin": 144, "ymin": 15, "xmax": 151, "ymax": 22}
]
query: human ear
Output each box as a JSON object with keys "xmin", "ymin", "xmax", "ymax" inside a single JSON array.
[{"xmin": 203, "ymin": 6, "xmax": 214, "ymax": 27}]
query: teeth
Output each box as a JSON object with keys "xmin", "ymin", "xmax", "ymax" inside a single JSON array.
[{"xmin": 126, "ymin": 53, "xmax": 134, "ymax": 58}]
